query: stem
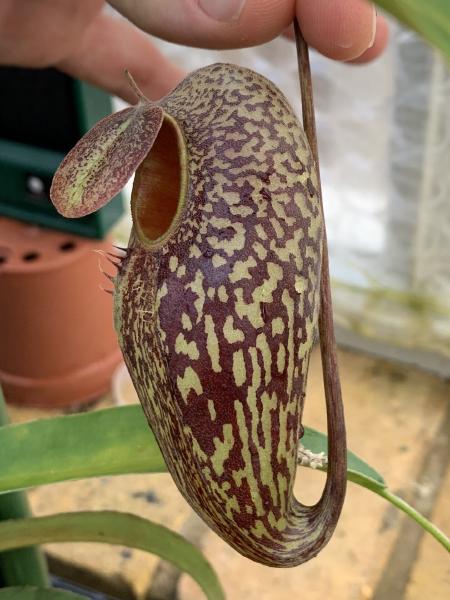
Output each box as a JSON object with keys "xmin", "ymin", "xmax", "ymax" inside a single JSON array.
[
  {"xmin": 294, "ymin": 20, "xmax": 347, "ymax": 514},
  {"xmin": 374, "ymin": 487, "xmax": 450, "ymax": 552},
  {"xmin": 0, "ymin": 388, "xmax": 49, "ymax": 588},
  {"xmin": 124, "ymin": 69, "xmax": 149, "ymax": 104}
]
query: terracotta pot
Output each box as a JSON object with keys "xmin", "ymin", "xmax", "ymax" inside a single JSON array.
[{"xmin": 0, "ymin": 216, "xmax": 122, "ymax": 408}]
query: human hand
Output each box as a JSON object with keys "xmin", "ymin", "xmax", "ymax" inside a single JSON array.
[{"xmin": 0, "ymin": 0, "xmax": 388, "ymax": 103}]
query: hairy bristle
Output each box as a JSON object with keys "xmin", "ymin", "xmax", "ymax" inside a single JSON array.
[{"xmin": 99, "ymin": 284, "xmax": 114, "ymax": 295}]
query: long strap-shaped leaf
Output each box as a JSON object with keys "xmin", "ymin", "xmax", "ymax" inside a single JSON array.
[
  {"xmin": 0, "ymin": 405, "xmax": 373, "ymax": 494},
  {"xmin": 0, "ymin": 405, "xmax": 448, "ymax": 551},
  {"xmin": 0, "ymin": 406, "xmax": 164, "ymax": 493},
  {"xmin": 374, "ymin": 0, "xmax": 450, "ymax": 60},
  {"xmin": 0, "ymin": 512, "xmax": 224, "ymax": 600}
]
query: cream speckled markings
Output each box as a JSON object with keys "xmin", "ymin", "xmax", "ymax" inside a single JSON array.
[
  {"xmin": 114, "ymin": 65, "xmax": 331, "ymax": 566},
  {"xmin": 49, "ymin": 56, "xmax": 348, "ymax": 566}
]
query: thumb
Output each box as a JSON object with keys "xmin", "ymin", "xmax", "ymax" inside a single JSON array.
[
  {"xmin": 108, "ymin": 0, "xmax": 295, "ymax": 49},
  {"xmin": 109, "ymin": 0, "xmax": 382, "ymax": 61}
]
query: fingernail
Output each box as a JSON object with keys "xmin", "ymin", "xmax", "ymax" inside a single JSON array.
[
  {"xmin": 198, "ymin": 0, "xmax": 246, "ymax": 22},
  {"xmin": 369, "ymin": 5, "xmax": 377, "ymax": 48}
]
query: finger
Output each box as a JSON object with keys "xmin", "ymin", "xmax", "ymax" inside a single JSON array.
[
  {"xmin": 57, "ymin": 12, "xmax": 185, "ymax": 103},
  {"xmin": 0, "ymin": 0, "xmax": 103, "ymax": 67},
  {"xmin": 349, "ymin": 15, "xmax": 389, "ymax": 63},
  {"xmin": 109, "ymin": 0, "xmax": 377, "ymax": 61},
  {"xmin": 295, "ymin": 0, "xmax": 377, "ymax": 61},
  {"xmin": 109, "ymin": 0, "xmax": 295, "ymax": 48}
]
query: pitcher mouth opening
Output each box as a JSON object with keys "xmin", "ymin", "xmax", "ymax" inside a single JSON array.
[{"xmin": 131, "ymin": 113, "xmax": 188, "ymax": 249}]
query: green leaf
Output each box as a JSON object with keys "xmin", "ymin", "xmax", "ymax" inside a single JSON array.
[
  {"xmin": 0, "ymin": 405, "xmax": 165, "ymax": 495},
  {"xmin": 0, "ymin": 587, "xmax": 84, "ymax": 599},
  {"xmin": 0, "ymin": 405, "xmax": 447, "ymax": 551},
  {"xmin": 50, "ymin": 102, "xmax": 163, "ymax": 218},
  {"xmin": 374, "ymin": 0, "xmax": 450, "ymax": 59},
  {"xmin": 301, "ymin": 428, "xmax": 449, "ymax": 551},
  {"xmin": 0, "ymin": 405, "xmax": 385, "ymax": 494},
  {"xmin": 301, "ymin": 427, "xmax": 386, "ymax": 492},
  {"xmin": 0, "ymin": 512, "xmax": 225, "ymax": 600}
]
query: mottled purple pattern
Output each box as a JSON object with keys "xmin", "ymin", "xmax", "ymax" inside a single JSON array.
[
  {"xmin": 114, "ymin": 64, "xmax": 338, "ymax": 566},
  {"xmin": 51, "ymin": 103, "xmax": 163, "ymax": 218}
]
